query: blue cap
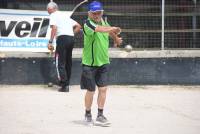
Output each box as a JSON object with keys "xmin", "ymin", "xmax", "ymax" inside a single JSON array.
[{"xmin": 88, "ymin": 1, "xmax": 103, "ymax": 12}]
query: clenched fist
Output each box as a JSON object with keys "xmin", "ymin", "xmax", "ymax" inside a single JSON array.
[
  {"xmin": 48, "ymin": 44, "xmax": 54, "ymax": 51},
  {"xmin": 111, "ymin": 27, "xmax": 121, "ymax": 35}
]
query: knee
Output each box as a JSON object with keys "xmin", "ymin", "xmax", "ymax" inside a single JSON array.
[
  {"xmin": 99, "ymin": 87, "xmax": 107, "ymax": 94},
  {"xmin": 86, "ymin": 90, "xmax": 95, "ymax": 96}
]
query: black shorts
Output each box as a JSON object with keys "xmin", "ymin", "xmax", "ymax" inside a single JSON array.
[{"xmin": 80, "ymin": 64, "xmax": 109, "ymax": 91}]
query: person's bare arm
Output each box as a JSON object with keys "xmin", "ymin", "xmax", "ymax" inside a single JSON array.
[
  {"xmin": 73, "ymin": 23, "xmax": 82, "ymax": 34},
  {"xmin": 48, "ymin": 25, "xmax": 57, "ymax": 51},
  {"xmin": 95, "ymin": 25, "xmax": 122, "ymax": 47},
  {"xmin": 95, "ymin": 26, "xmax": 121, "ymax": 34},
  {"xmin": 109, "ymin": 31, "xmax": 123, "ymax": 47},
  {"xmin": 49, "ymin": 25, "xmax": 57, "ymax": 42}
]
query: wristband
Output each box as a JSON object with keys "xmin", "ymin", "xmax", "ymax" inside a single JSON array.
[{"xmin": 49, "ymin": 40, "xmax": 53, "ymax": 44}]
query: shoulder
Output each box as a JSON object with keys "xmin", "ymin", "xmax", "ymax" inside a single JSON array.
[
  {"xmin": 84, "ymin": 19, "xmax": 96, "ymax": 30},
  {"xmin": 102, "ymin": 17, "xmax": 110, "ymax": 26},
  {"xmin": 50, "ymin": 11, "xmax": 57, "ymax": 18},
  {"xmin": 51, "ymin": 11, "xmax": 63, "ymax": 17}
]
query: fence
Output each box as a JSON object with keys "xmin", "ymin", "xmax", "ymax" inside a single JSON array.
[{"xmin": 0, "ymin": 0, "xmax": 200, "ymax": 49}]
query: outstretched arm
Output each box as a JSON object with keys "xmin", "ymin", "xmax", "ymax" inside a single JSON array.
[
  {"xmin": 95, "ymin": 25, "xmax": 121, "ymax": 34},
  {"xmin": 95, "ymin": 25, "xmax": 122, "ymax": 47}
]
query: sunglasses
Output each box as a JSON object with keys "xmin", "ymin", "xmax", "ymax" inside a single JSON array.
[{"xmin": 90, "ymin": 11, "xmax": 103, "ymax": 15}]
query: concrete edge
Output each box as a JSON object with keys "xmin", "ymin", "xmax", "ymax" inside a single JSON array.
[{"xmin": 1, "ymin": 48, "xmax": 200, "ymax": 58}]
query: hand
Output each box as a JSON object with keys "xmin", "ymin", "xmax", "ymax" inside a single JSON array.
[
  {"xmin": 114, "ymin": 37, "xmax": 123, "ymax": 47},
  {"xmin": 48, "ymin": 44, "xmax": 54, "ymax": 52},
  {"xmin": 111, "ymin": 27, "xmax": 121, "ymax": 35}
]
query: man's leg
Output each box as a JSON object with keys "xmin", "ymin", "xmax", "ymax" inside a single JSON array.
[
  {"xmin": 84, "ymin": 90, "xmax": 95, "ymax": 122},
  {"xmin": 96, "ymin": 65, "xmax": 109, "ymax": 116},
  {"xmin": 65, "ymin": 36, "xmax": 74, "ymax": 88},
  {"xmin": 97, "ymin": 86, "xmax": 107, "ymax": 110},
  {"xmin": 56, "ymin": 36, "xmax": 68, "ymax": 92},
  {"xmin": 95, "ymin": 64, "xmax": 110, "ymax": 125},
  {"xmin": 85, "ymin": 90, "xmax": 95, "ymax": 110},
  {"xmin": 80, "ymin": 65, "xmax": 96, "ymax": 122},
  {"xmin": 95, "ymin": 86, "xmax": 109, "ymax": 125}
]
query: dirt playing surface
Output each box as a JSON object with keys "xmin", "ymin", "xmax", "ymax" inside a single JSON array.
[{"xmin": 0, "ymin": 85, "xmax": 200, "ymax": 134}]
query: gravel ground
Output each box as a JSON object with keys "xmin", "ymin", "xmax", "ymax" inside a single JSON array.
[{"xmin": 0, "ymin": 85, "xmax": 200, "ymax": 134}]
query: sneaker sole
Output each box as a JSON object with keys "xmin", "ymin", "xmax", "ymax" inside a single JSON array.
[
  {"xmin": 93, "ymin": 121, "xmax": 111, "ymax": 127},
  {"xmin": 84, "ymin": 120, "xmax": 94, "ymax": 126}
]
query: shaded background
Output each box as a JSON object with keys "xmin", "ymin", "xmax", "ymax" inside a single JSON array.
[{"xmin": 1, "ymin": 0, "xmax": 200, "ymax": 49}]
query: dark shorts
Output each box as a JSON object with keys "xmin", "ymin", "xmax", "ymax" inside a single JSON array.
[{"xmin": 80, "ymin": 64, "xmax": 109, "ymax": 91}]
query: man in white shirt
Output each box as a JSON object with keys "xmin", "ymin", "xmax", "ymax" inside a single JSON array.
[{"xmin": 47, "ymin": 1, "xmax": 81, "ymax": 92}]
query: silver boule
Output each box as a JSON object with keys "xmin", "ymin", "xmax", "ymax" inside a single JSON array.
[
  {"xmin": 48, "ymin": 82, "xmax": 53, "ymax": 87},
  {"xmin": 124, "ymin": 45, "xmax": 133, "ymax": 52}
]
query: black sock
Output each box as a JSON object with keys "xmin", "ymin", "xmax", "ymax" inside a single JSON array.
[
  {"xmin": 98, "ymin": 108, "xmax": 103, "ymax": 116},
  {"xmin": 85, "ymin": 109, "xmax": 91, "ymax": 115}
]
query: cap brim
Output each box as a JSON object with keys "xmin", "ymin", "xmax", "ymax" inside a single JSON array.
[{"xmin": 88, "ymin": 10, "xmax": 104, "ymax": 12}]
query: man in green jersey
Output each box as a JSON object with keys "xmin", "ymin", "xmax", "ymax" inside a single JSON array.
[{"xmin": 80, "ymin": 1, "xmax": 122, "ymax": 126}]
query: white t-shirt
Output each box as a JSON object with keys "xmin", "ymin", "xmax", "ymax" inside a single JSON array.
[{"xmin": 49, "ymin": 11, "xmax": 77, "ymax": 36}]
